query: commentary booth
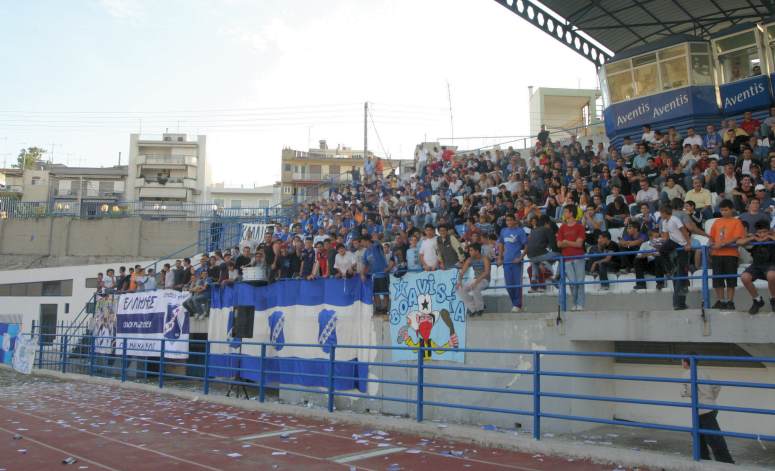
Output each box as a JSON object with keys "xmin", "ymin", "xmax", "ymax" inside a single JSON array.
[{"xmin": 600, "ymin": 22, "xmax": 775, "ymax": 146}]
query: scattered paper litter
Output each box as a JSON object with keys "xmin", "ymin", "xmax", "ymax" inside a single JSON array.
[
  {"xmin": 62, "ymin": 457, "xmax": 78, "ymax": 465},
  {"xmin": 643, "ymin": 440, "xmax": 658, "ymax": 443},
  {"xmin": 405, "ymin": 449, "xmax": 422, "ymax": 454},
  {"xmin": 543, "ymin": 433, "xmax": 555, "ymax": 438},
  {"xmin": 377, "ymin": 443, "xmax": 392, "ymax": 448},
  {"xmin": 227, "ymin": 453, "xmax": 241, "ymax": 458},
  {"xmin": 271, "ymin": 451, "xmax": 287, "ymax": 456},
  {"xmin": 17, "ymin": 449, "xmax": 27, "ymax": 454}
]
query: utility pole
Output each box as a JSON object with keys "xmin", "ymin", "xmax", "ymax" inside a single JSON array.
[
  {"xmin": 446, "ymin": 81, "xmax": 454, "ymax": 143},
  {"xmin": 363, "ymin": 101, "xmax": 368, "ymax": 159}
]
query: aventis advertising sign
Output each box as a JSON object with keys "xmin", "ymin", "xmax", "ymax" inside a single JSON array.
[{"xmin": 604, "ymin": 86, "xmax": 718, "ymax": 135}]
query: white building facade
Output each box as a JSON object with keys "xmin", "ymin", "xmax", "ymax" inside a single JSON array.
[{"xmin": 126, "ymin": 133, "xmax": 209, "ymax": 204}]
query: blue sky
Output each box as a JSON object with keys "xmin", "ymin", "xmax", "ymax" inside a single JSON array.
[{"xmin": 0, "ymin": 0, "xmax": 597, "ymax": 186}]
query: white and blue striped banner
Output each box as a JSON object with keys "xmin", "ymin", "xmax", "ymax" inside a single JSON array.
[{"xmin": 207, "ymin": 278, "xmax": 377, "ymax": 391}]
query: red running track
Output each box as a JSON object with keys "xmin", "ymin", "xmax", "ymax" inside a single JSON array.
[{"xmin": 0, "ymin": 370, "xmax": 644, "ymax": 471}]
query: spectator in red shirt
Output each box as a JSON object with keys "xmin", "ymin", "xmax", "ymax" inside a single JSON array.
[
  {"xmin": 313, "ymin": 241, "xmax": 329, "ymax": 277},
  {"xmin": 557, "ymin": 205, "xmax": 586, "ymax": 311},
  {"xmin": 741, "ymin": 111, "xmax": 761, "ymax": 136}
]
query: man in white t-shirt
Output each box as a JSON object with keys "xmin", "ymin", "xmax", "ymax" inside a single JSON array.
[
  {"xmin": 641, "ymin": 125, "xmax": 656, "ymax": 144},
  {"xmin": 682, "ymin": 127, "xmax": 703, "ymax": 148},
  {"xmin": 418, "ymin": 224, "xmax": 441, "ymax": 271},
  {"xmin": 333, "ymin": 244, "xmax": 357, "ymax": 278},
  {"xmin": 620, "ymin": 137, "xmax": 636, "ymax": 158},
  {"xmin": 658, "ymin": 205, "xmax": 690, "ymax": 310}
]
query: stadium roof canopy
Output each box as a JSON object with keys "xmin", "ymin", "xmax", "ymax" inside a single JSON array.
[{"xmin": 494, "ymin": 0, "xmax": 775, "ymax": 66}]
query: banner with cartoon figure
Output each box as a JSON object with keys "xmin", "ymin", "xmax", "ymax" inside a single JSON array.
[
  {"xmin": 389, "ymin": 269, "xmax": 466, "ymax": 363},
  {"xmin": 116, "ymin": 289, "xmax": 190, "ymax": 359}
]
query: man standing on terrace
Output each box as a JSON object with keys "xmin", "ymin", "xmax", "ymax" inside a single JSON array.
[
  {"xmin": 557, "ymin": 205, "xmax": 586, "ymax": 311},
  {"xmin": 709, "ymin": 199, "xmax": 745, "ymax": 310},
  {"xmin": 680, "ymin": 356, "xmax": 734, "ymax": 464},
  {"xmin": 498, "ymin": 214, "xmax": 528, "ymax": 312}
]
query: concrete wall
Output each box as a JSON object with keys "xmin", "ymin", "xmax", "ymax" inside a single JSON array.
[
  {"xmin": 0, "ymin": 217, "xmax": 198, "ymax": 260},
  {"xmin": 0, "ymin": 261, "xmax": 154, "ymax": 332},
  {"xmin": 280, "ymin": 313, "xmax": 617, "ymax": 434},
  {"xmin": 277, "ymin": 308, "xmax": 775, "ymax": 437}
]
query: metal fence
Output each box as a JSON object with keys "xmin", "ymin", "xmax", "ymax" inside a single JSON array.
[
  {"xmin": 367, "ymin": 240, "xmax": 775, "ymax": 313},
  {"xmin": 0, "ymin": 198, "xmax": 294, "ymax": 221},
  {"xmin": 27, "ymin": 325, "xmax": 775, "ymax": 462}
]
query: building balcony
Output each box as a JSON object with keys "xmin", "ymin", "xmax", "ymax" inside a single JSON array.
[
  {"xmin": 54, "ymin": 191, "xmax": 124, "ymax": 200},
  {"xmin": 135, "ymin": 177, "xmax": 197, "ymax": 189},
  {"xmin": 136, "ymin": 154, "xmax": 198, "ymax": 167}
]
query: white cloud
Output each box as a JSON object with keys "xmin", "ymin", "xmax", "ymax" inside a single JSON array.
[{"xmin": 97, "ymin": 0, "xmax": 142, "ymax": 19}]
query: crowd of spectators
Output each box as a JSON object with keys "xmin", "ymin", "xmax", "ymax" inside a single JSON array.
[{"xmin": 93, "ymin": 109, "xmax": 775, "ymax": 317}]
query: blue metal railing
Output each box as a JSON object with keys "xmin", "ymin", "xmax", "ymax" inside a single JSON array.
[
  {"xmin": 371, "ymin": 241, "xmax": 775, "ymax": 312},
  {"xmin": 0, "ymin": 198, "xmax": 295, "ymax": 221},
  {"xmin": 26, "ymin": 326, "xmax": 775, "ymax": 462}
]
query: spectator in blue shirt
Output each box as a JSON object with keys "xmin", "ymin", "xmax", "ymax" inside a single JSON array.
[
  {"xmin": 497, "ymin": 214, "xmax": 528, "ymax": 312},
  {"xmin": 405, "ymin": 234, "xmax": 421, "ymax": 271},
  {"xmin": 361, "ymin": 235, "xmax": 391, "ymax": 314},
  {"xmin": 703, "ymin": 124, "xmax": 722, "ymax": 155}
]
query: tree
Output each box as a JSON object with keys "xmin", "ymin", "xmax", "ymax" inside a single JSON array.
[{"xmin": 14, "ymin": 147, "xmax": 46, "ymax": 169}]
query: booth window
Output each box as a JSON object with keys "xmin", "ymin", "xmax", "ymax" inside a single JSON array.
[
  {"xmin": 603, "ymin": 43, "xmax": 712, "ymax": 104},
  {"xmin": 632, "ymin": 53, "xmax": 659, "ymax": 97},
  {"xmin": 608, "ymin": 71, "xmax": 634, "ymax": 102},
  {"xmin": 716, "ymin": 30, "xmax": 760, "ymax": 83},
  {"xmin": 690, "ymin": 47, "xmax": 713, "ymax": 86}
]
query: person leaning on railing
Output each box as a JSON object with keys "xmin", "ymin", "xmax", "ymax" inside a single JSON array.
[
  {"xmin": 739, "ymin": 220, "xmax": 775, "ymax": 314},
  {"xmin": 656, "ymin": 204, "xmax": 691, "ymax": 310},
  {"xmin": 456, "ymin": 242, "xmax": 490, "ymax": 317},
  {"xmin": 184, "ymin": 270, "xmax": 211, "ymax": 320}
]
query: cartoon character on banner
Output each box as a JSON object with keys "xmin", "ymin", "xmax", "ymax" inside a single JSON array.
[
  {"xmin": 397, "ymin": 293, "xmax": 458, "ymax": 359},
  {"xmin": 268, "ymin": 311, "xmax": 285, "ymax": 351},
  {"xmin": 317, "ymin": 309, "xmax": 337, "ymax": 354},
  {"xmin": 164, "ymin": 303, "xmax": 187, "ymax": 340}
]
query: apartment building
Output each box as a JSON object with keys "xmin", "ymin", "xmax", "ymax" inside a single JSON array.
[{"xmin": 126, "ymin": 133, "xmax": 208, "ymax": 204}]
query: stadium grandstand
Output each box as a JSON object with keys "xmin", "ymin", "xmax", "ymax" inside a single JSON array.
[{"xmin": 5, "ymin": 1, "xmax": 775, "ymax": 469}]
